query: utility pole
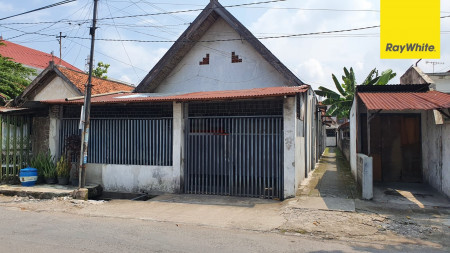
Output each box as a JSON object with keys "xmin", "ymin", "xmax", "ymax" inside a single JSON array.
[
  {"xmin": 56, "ymin": 32, "xmax": 66, "ymax": 65},
  {"xmin": 79, "ymin": 0, "xmax": 98, "ymax": 189}
]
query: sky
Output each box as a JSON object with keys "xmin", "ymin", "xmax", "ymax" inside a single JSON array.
[{"xmin": 0, "ymin": 0, "xmax": 449, "ymax": 91}]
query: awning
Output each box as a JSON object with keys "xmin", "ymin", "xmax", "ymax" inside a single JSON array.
[
  {"xmin": 42, "ymin": 86, "xmax": 310, "ymax": 105},
  {"xmin": 358, "ymin": 91, "xmax": 450, "ymax": 110}
]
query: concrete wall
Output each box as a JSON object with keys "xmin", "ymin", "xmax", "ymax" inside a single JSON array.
[
  {"xmin": 357, "ymin": 153, "xmax": 373, "ymax": 200},
  {"xmin": 400, "ymin": 66, "xmax": 433, "ymax": 85},
  {"xmin": 295, "ymin": 94, "xmax": 306, "ymax": 189},
  {"xmin": 85, "ymin": 164, "xmax": 178, "ymax": 194},
  {"xmin": 421, "ymin": 110, "xmax": 450, "ymax": 198},
  {"xmin": 154, "ymin": 18, "xmax": 289, "ymax": 93},
  {"xmin": 349, "ymin": 100, "xmax": 357, "ymax": 178},
  {"xmin": 172, "ymin": 102, "xmax": 185, "ymax": 191},
  {"xmin": 429, "ymin": 75, "xmax": 450, "ymax": 93},
  {"xmin": 283, "ymin": 96, "xmax": 296, "ymax": 198},
  {"xmin": 337, "ymin": 127, "xmax": 350, "ymax": 162},
  {"xmin": 31, "ymin": 76, "xmax": 79, "ymax": 101}
]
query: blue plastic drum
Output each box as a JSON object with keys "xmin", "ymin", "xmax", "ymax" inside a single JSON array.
[{"xmin": 19, "ymin": 168, "xmax": 38, "ymax": 187}]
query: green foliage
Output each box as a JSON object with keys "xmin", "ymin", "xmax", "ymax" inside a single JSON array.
[
  {"xmin": 30, "ymin": 152, "xmax": 56, "ymax": 178},
  {"xmin": 92, "ymin": 61, "xmax": 110, "ymax": 79},
  {"xmin": 56, "ymin": 155, "xmax": 70, "ymax": 178},
  {"xmin": 0, "ymin": 42, "xmax": 37, "ymax": 100},
  {"xmin": 316, "ymin": 67, "xmax": 396, "ymax": 119}
]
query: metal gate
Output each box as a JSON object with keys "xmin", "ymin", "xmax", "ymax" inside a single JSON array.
[{"xmin": 185, "ymin": 116, "xmax": 283, "ymax": 199}]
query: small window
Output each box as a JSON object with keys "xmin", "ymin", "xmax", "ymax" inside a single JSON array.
[{"xmin": 326, "ymin": 129, "xmax": 336, "ymax": 137}]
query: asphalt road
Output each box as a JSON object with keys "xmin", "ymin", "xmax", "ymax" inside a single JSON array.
[{"xmin": 0, "ymin": 205, "xmax": 443, "ymax": 253}]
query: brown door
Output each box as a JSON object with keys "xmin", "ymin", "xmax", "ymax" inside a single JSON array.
[{"xmin": 370, "ymin": 114, "xmax": 422, "ymax": 182}]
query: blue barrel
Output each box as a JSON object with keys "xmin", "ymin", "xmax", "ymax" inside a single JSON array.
[{"xmin": 19, "ymin": 168, "xmax": 38, "ymax": 187}]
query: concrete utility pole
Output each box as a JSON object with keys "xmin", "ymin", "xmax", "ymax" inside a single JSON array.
[
  {"xmin": 56, "ymin": 32, "xmax": 66, "ymax": 65},
  {"xmin": 79, "ymin": 0, "xmax": 98, "ymax": 189}
]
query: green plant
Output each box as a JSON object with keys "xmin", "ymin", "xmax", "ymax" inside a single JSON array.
[
  {"xmin": 315, "ymin": 67, "xmax": 396, "ymax": 119},
  {"xmin": 29, "ymin": 152, "xmax": 56, "ymax": 178},
  {"xmin": 56, "ymin": 155, "xmax": 70, "ymax": 178}
]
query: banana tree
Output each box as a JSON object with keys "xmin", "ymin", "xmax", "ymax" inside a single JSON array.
[{"xmin": 315, "ymin": 67, "xmax": 396, "ymax": 119}]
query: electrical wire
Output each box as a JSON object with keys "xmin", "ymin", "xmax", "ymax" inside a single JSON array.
[{"xmin": 0, "ymin": 0, "xmax": 76, "ymax": 21}]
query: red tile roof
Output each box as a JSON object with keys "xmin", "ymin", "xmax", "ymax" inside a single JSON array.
[
  {"xmin": 0, "ymin": 40, "xmax": 81, "ymax": 71},
  {"xmin": 358, "ymin": 91, "xmax": 450, "ymax": 110},
  {"xmin": 57, "ymin": 67, "xmax": 134, "ymax": 95},
  {"xmin": 43, "ymin": 85, "xmax": 310, "ymax": 105}
]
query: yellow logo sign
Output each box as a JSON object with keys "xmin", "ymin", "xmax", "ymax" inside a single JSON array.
[{"xmin": 380, "ymin": 0, "xmax": 440, "ymax": 59}]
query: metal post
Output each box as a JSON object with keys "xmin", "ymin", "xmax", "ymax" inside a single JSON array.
[{"xmin": 79, "ymin": 0, "xmax": 99, "ymax": 188}]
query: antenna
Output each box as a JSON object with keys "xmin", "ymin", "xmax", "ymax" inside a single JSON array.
[{"xmin": 426, "ymin": 61, "xmax": 444, "ymax": 73}]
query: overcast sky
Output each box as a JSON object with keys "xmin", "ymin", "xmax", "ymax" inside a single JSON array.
[{"xmin": 0, "ymin": 0, "xmax": 449, "ymax": 91}]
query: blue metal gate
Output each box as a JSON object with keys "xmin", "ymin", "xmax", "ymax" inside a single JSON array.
[{"xmin": 185, "ymin": 116, "xmax": 283, "ymax": 199}]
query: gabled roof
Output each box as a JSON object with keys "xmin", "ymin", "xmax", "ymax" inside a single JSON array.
[
  {"xmin": 0, "ymin": 40, "xmax": 81, "ymax": 71},
  {"xmin": 57, "ymin": 67, "xmax": 135, "ymax": 95},
  {"xmin": 134, "ymin": 0, "xmax": 303, "ymax": 93},
  {"xmin": 356, "ymin": 84, "xmax": 450, "ymax": 110},
  {"xmin": 15, "ymin": 63, "xmax": 134, "ymax": 105},
  {"xmin": 43, "ymin": 85, "xmax": 310, "ymax": 105}
]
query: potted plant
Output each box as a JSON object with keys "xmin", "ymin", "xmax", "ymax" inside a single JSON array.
[
  {"xmin": 42, "ymin": 153, "xmax": 57, "ymax": 184},
  {"xmin": 29, "ymin": 153, "xmax": 46, "ymax": 184},
  {"xmin": 56, "ymin": 155, "xmax": 70, "ymax": 185}
]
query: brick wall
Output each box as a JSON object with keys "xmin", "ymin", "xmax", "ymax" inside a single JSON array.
[{"xmin": 31, "ymin": 116, "xmax": 50, "ymax": 155}]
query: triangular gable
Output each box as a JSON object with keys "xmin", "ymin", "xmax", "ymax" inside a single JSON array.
[
  {"xmin": 15, "ymin": 63, "xmax": 83, "ymax": 105},
  {"xmin": 15, "ymin": 63, "xmax": 134, "ymax": 106},
  {"xmin": 135, "ymin": 0, "xmax": 303, "ymax": 93}
]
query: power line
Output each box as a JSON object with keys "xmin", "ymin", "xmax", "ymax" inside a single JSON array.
[
  {"xmin": 0, "ymin": 0, "xmax": 76, "ymax": 21},
  {"xmin": 95, "ymin": 0, "xmax": 287, "ymax": 21}
]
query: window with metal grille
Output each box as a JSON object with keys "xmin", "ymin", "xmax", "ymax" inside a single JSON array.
[{"xmin": 60, "ymin": 104, "xmax": 173, "ymax": 166}]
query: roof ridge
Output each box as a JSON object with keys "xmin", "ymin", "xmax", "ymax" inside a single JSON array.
[{"xmin": 134, "ymin": 1, "xmax": 303, "ymax": 93}]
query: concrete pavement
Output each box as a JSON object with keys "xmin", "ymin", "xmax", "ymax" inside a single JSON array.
[{"xmin": 295, "ymin": 147, "xmax": 357, "ymax": 212}]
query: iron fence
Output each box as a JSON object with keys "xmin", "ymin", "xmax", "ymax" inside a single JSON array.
[
  {"xmin": 60, "ymin": 118, "xmax": 173, "ymax": 166},
  {"xmin": 0, "ymin": 115, "xmax": 32, "ymax": 183},
  {"xmin": 185, "ymin": 116, "xmax": 283, "ymax": 199}
]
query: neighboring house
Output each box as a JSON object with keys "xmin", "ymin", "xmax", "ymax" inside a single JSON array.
[
  {"xmin": 400, "ymin": 66, "xmax": 450, "ymax": 93},
  {"xmin": 323, "ymin": 116, "xmax": 338, "ymax": 147},
  {"xmin": 14, "ymin": 0, "xmax": 326, "ymax": 200},
  {"xmin": 349, "ymin": 84, "xmax": 450, "ymax": 199},
  {"xmin": 0, "ymin": 39, "xmax": 81, "ymax": 73},
  {"xmin": 0, "ymin": 63, "xmax": 134, "ymax": 184}
]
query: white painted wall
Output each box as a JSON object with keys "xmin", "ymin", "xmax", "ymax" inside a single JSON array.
[
  {"xmin": 172, "ymin": 102, "xmax": 184, "ymax": 191},
  {"xmin": 86, "ymin": 164, "xmax": 178, "ymax": 194},
  {"xmin": 31, "ymin": 76, "xmax": 79, "ymax": 101},
  {"xmin": 429, "ymin": 75, "xmax": 450, "ymax": 93},
  {"xmin": 421, "ymin": 110, "xmax": 450, "ymax": 198},
  {"xmin": 349, "ymin": 100, "xmax": 357, "ymax": 178},
  {"xmin": 283, "ymin": 96, "xmax": 296, "ymax": 198},
  {"xmin": 154, "ymin": 18, "xmax": 290, "ymax": 93},
  {"xmin": 295, "ymin": 94, "xmax": 306, "ymax": 190}
]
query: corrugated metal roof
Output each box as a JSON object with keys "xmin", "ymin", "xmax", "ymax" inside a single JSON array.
[
  {"xmin": 358, "ymin": 91, "xmax": 450, "ymax": 110},
  {"xmin": 43, "ymin": 86, "xmax": 310, "ymax": 105}
]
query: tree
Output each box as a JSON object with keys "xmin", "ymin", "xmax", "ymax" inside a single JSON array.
[
  {"xmin": 92, "ymin": 61, "xmax": 110, "ymax": 79},
  {"xmin": 315, "ymin": 67, "xmax": 396, "ymax": 119},
  {"xmin": 0, "ymin": 43, "xmax": 37, "ymax": 100}
]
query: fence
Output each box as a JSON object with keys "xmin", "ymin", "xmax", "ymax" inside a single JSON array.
[
  {"xmin": 60, "ymin": 118, "xmax": 173, "ymax": 166},
  {"xmin": 0, "ymin": 115, "xmax": 32, "ymax": 183},
  {"xmin": 184, "ymin": 116, "xmax": 284, "ymax": 199}
]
